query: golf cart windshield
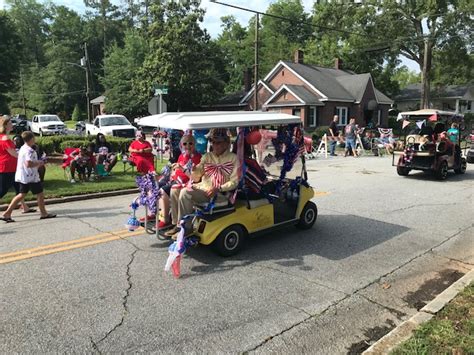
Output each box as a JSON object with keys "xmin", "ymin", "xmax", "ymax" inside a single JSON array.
[{"xmin": 101, "ymin": 116, "xmax": 130, "ymax": 126}]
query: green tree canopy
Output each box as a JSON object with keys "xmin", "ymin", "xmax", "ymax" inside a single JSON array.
[
  {"xmin": 0, "ymin": 11, "xmax": 21, "ymax": 113},
  {"xmin": 136, "ymin": 0, "xmax": 224, "ymax": 111},
  {"xmin": 101, "ymin": 30, "xmax": 148, "ymax": 117}
]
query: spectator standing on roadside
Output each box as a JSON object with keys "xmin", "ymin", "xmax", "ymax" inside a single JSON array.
[
  {"xmin": 344, "ymin": 118, "xmax": 358, "ymax": 157},
  {"xmin": 328, "ymin": 115, "xmax": 339, "ymax": 156},
  {"xmin": 2, "ymin": 131, "xmax": 56, "ymax": 222},
  {"xmin": 0, "ymin": 117, "xmax": 34, "ymax": 216}
]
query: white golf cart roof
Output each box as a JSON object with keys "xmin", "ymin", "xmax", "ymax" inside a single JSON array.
[
  {"xmin": 398, "ymin": 109, "xmax": 463, "ymax": 121},
  {"xmin": 137, "ymin": 111, "xmax": 301, "ymax": 130}
]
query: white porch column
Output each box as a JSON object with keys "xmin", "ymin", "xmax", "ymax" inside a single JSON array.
[{"xmin": 455, "ymin": 99, "xmax": 460, "ymax": 113}]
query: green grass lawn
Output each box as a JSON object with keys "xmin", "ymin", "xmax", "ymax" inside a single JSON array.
[
  {"xmin": 1, "ymin": 161, "xmax": 165, "ymax": 203},
  {"xmin": 64, "ymin": 120, "xmax": 77, "ymax": 129},
  {"xmin": 391, "ymin": 282, "xmax": 474, "ymax": 355}
]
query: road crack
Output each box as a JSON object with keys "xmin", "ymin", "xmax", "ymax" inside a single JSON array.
[{"xmin": 91, "ymin": 249, "xmax": 138, "ymax": 353}]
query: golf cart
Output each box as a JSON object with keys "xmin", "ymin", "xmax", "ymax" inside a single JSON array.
[
  {"xmin": 392, "ymin": 109, "xmax": 467, "ymax": 180},
  {"xmin": 138, "ymin": 111, "xmax": 317, "ymax": 256}
]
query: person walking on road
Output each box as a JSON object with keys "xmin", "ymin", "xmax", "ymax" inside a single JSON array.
[
  {"xmin": 2, "ymin": 131, "xmax": 56, "ymax": 222},
  {"xmin": 344, "ymin": 118, "xmax": 358, "ymax": 157},
  {"xmin": 0, "ymin": 116, "xmax": 35, "ymax": 216},
  {"xmin": 328, "ymin": 115, "xmax": 339, "ymax": 156}
]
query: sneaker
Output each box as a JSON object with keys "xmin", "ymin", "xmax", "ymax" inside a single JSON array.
[
  {"xmin": 139, "ymin": 214, "xmax": 156, "ymax": 222},
  {"xmin": 70, "ymin": 179, "xmax": 76, "ymax": 183},
  {"xmin": 164, "ymin": 226, "xmax": 180, "ymax": 237},
  {"xmin": 156, "ymin": 220, "xmax": 171, "ymax": 229}
]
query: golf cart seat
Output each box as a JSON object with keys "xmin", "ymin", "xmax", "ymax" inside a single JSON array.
[{"xmin": 194, "ymin": 198, "xmax": 235, "ymax": 217}]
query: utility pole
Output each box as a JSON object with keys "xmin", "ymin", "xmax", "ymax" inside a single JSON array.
[
  {"xmin": 254, "ymin": 13, "xmax": 259, "ymax": 111},
  {"xmin": 84, "ymin": 42, "xmax": 91, "ymax": 122},
  {"xmin": 20, "ymin": 67, "xmax": 26, "ymax": 116},
  {"xmin": 421, "ymin": 38, "xmax": 432, "ymax": 109}
]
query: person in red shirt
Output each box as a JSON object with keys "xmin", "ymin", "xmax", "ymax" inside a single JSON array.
[
  {"xmin": 129, "ymin": 131, "xmax": 155, "ymax": 174},
  {"xmin": 0, "ymin": 116, "xmax": 34, "ymax": 218},
  {"xmin": 160, "ymin": 134, "xmax": 201, "ymax": 231}
]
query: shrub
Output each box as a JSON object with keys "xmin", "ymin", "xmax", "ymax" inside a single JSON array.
[
  {"xmin": 71, "ymin": 104, "xmax": 83, "ymax": 121},
  {"xmin": 35, "ymin": 137, "xmax": 55, "ymax": 155},
  {"xmin": 313, "ymin": 125, "xmax": 329, "ymax": 140},
  {"xmin": 60, "ymin": 140, "xmax": 89, "ymax": 151}
]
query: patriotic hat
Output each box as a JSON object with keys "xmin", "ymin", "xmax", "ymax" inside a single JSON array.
[{"xmin": 208, "ymin": 128, "xmax": 229, "ymax": 142}]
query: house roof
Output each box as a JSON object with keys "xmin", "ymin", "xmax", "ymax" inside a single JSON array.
[
  {"xmin": 285, "ymin": 85, "xmax": 323, "ymax": 105},
  {"xmin": 282, "ymin": 61, "xmax": 355, "ymax": 101},
  {"xmin": 90, "ymin": 95, "xmax": 105, "ymax": 104},
  {"xmin": 210, "ymin": 90, "xmax": 248, "ymax": 107},
  {"xmin": 335, "ymin": 73, "xmax": 371, "ymax": 103},
  {"xmin": 395, "ymin": 83, "xmax": 474, "ymax": 101},
  {"xmin": 280, "ymin": 62, "xmax": 393, "ymax": 104}
]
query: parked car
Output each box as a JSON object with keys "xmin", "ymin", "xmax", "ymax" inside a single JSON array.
[
  {"xmin": 85, "ymin": 114, "xmax": 137, "ymax": 138},
  {"xmin": 29, "ymin": 114, "xmax": 66, "ymax": 136},
  {"xmin": 75, "ymin": 121, "xmax": 86, "ymax": 132}
]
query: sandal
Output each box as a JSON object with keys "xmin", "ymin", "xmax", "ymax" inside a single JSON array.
[
  {"xmin": 22, "ymin": 209, "xmax": 37, "ymax": 214},
  {"xmin": 40, "ymin": 214, "xmax": 57, "ymax": 220},
  {"xmin": 1, "ymin": 216, "xmax": 15, "ymax": 223}
]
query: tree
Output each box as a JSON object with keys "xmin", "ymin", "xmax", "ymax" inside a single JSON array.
[
  {"xmin": 392, "ymin": 66, "xmax": 421, "ymax": 90},
  {"xmin": 101, "ymin": 30, "xmax": 148, "ymax": 117},
  {"xmin": 216, "ymin": 15, "xmax": 253, "ymax": 93},
  {"xmin": 368, "ymin": 0, "xmax": 473, "ymax": 108},
  {"xmin": 307, "ymin": 1, "xmax": 473, "ymax": 107},
  {"xmin": 72, "ymin": 104, "xmax": 83, "ymax": 121},
  {"xmin": 0, "ymin": 11, "xmax": 21, "ymax": 113},
  {"xmin": 136, "ymin": 0, "xmax": 225, "ymax": 111},
  {"xmin": 259, "ymin": 0, "xmax": 312, "ymax": 74},
  {"xmin": 6, "ymin": 0, "xmax": 49, "ymax": 64},
  {"xmin": 306, "ymin": 2, "xmax": 400, "ymax": 96}
]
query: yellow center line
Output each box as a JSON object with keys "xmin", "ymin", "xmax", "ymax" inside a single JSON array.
[{"xmin": 0, "ymin": 229, "xmax": 146, "ymax": 265}]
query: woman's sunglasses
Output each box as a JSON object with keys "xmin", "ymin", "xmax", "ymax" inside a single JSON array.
[{"xmin": 182, "ymin": 142, "xmax": 194, "ymax": 146}]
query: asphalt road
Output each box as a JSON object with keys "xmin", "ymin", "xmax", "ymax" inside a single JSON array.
[{"xmin": 1, "ymin": 156, "xmax": 472, "ymax": 354}]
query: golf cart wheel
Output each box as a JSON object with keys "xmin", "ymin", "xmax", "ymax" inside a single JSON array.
[
  {"xmin": 213, "ymin": 225, "xmax": 246, "ymax": 257},
  {"xmin": 397, "ymin": 166, "xmax": 410, "ymax": 176},
  {"xmin": 296, "ymin": 201, "xmax": 318, "ymax": 230},
  {"xmin": 454, "ymin": 157, "xmax": 467, "ymax": 174},
  {"xmin": 436, "ymin": 160, "xmax": 449, "ymax": 180}
]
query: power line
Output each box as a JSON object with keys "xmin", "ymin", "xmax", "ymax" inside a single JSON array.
[{"xmin": 210, "ymin": 0, "xmax": 370, "ymax": 38}]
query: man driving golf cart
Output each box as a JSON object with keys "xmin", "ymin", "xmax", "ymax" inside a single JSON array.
[{"xmin": 164, "ymin": 128, "xmax": 239, "ymax": 239}]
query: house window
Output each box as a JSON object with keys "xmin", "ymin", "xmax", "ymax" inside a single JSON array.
[
  {"xmin": 377, "ymin": 110, "xmax": 382, "ymax": 126},
  {"xmin": 336, "ymin": 107, "xmax": 348, "ymax": 125},
  {"xmin": 308, "ymin": 106, "xmax": 317, "ymax": 127},
  {"xmin": 292, "ymin": 108, "xmax": 301, "ymax": 118}
]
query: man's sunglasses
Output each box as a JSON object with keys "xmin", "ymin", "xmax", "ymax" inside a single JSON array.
[{"xmin": 182, "ymin": 142, "xmax": 194, "ymax": 146}]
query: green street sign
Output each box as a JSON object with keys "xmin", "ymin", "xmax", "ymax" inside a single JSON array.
[
  {"xmin": 153, "ymin": 83, "xmax": 168, "ymax": 96},
  {"xmin": 154, "ymin": 88, "xmax": 168, "ymax": 95}
]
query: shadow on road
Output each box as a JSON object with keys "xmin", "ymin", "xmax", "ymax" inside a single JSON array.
[{"xmin": 184, "ymin": 214, "xmax": 409, "ymax": 276}]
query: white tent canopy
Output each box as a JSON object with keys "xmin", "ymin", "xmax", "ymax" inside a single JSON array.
[
  {"xmin": 397, "ymin": 109, "xmax": 463, "ymax": 121},
  {"xmin": 136, "ymin": 111, "xmax": 301, "ymax": 130}
]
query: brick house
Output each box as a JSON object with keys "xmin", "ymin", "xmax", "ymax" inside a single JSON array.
[{"xmin": 209, "ymin": 51, "xmax": 393, "ymax": 130}]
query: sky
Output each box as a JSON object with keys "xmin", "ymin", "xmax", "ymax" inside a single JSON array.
[{"xmin": 0, "ymin": 0, "xmax": 419, "ymax": 71}]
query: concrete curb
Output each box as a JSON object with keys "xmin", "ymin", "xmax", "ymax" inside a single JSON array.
[
  {"xmin": 363, "ymin": 268, "xmax": 474, "ymax": 354},
  {"xmin": 0, "ymin": 188, "xmax": 139, "ymax": 211}
]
